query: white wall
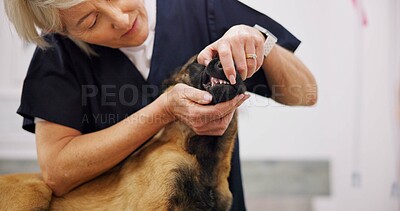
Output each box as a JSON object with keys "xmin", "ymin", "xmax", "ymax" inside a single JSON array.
[
  {"xmin": 0, "ymin": 0, "xmax": 399, "ymax": 210},
  {"xmin": 238, "ymin": 0, "xmax": 400, "ymax": 211},
  {"xmin": 0, "ymin": 3, "xmax": 36, "ymax": 160}
]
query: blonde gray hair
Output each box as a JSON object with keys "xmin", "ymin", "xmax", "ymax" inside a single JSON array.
[{"xmin": 4, "ymin": 0, "xmax": 95, "ymax": 55}]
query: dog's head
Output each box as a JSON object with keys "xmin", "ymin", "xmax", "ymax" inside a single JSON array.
[{"xmin": 165, "ymin": 56, "xmax": 246, "ymax": 104}]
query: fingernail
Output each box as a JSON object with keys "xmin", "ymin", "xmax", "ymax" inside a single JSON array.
[
  {"xmin": 237, "ymin": 94, "xmax": 245, "ymax": 100},
  {"xmin": 203, "ymin": 93, "xmax": 213, "ymax": 102},
  {"xmin": 229, "ymin": 75, "xmax": 236, "ymax": 85}
]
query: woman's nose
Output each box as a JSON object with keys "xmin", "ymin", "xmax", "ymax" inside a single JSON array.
[{"xmin": 109, "ymin": 10, "xmax": 130, "ymax": 30}]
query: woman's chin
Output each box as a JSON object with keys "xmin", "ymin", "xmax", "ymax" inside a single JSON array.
[{"xmin": 120, "ymin": 31, "xmax": 149, "ymax": 48}]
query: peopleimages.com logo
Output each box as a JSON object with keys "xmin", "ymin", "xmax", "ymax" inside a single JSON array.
[
  {"xmin": 81, "ymin": 84, "xmax": 317, "ymax": 107},
  {"xmin": 81, "ymin": 84, "xmax": 160, "ymax": 106}
]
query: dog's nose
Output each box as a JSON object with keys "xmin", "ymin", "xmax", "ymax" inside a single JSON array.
[{"xmin": 215, "ymin": 61, "xmax": 223, "ymax": 72}]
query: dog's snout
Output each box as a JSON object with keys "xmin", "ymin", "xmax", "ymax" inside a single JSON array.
[
  {"xmin": 216, "ymin": 61, "xmax": 222, "ymax": 68},
  {"xmin": 215, "ymin": 61, "xmax": 223, "ymax": 71}
]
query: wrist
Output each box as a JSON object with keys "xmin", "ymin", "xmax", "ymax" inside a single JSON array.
[
  {"xmin": 253, "ymin": 24, "xmax": 278, "ymax": 58},
  {"xmin": 157, "ymin": 92, "xmax": 177, "ymax": 124}
]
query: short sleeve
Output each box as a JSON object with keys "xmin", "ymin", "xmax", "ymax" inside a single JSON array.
[
  {"xmin": 17, "ymin": 35, "xmax": 84, "ymax": 133},
  {"xmin": 209, "ymin": 0, "xmax": 301, "ymax": 97}
]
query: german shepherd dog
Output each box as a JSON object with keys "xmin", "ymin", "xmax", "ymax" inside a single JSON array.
[{"xmin": 0, "ymin": 56, "xmax": 246, "ymax": 210}]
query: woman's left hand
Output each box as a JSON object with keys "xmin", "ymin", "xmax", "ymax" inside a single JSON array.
[{"xmin": 197, "ymin": 24, "xmax": 265, "ymax": 84}]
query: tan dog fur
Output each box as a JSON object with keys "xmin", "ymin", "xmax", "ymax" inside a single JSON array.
[{"xmin": 0, "ymin": 56, "xmax": 237, "ymax": 210}]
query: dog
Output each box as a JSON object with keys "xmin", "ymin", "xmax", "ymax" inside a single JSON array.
[{"xmin": 0, "ymin": 56, "xmax": 246, "ymax": 210}]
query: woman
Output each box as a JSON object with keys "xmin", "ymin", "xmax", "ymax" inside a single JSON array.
[{"xmin": 4, "ymin": 0, "xmax": 317, "ymax": 210}]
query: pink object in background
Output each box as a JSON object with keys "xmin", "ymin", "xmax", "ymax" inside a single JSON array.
[{"xmin": 351, "ymin": 0, "xmax": 368, "ymax": 26}]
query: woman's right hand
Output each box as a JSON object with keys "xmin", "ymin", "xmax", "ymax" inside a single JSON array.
[{"xmin": 162, "ymin": 83, "xmax": 249, "ymax": 136}]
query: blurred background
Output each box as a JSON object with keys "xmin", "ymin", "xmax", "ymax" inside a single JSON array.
[{"xmin": 0, "ymin": 0, "xmax": 399, "ymax": 210}]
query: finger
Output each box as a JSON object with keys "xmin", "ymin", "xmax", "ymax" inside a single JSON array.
[
  {"xmin": 231, "ymin": 40, "xmax": 247, "ymax": 81},
  {"xmin": 217, "ymin": 40, "xmax": 237, "ymax": 85},
  {"xmin": 214, "ymin": 94, "xmax": 249, "ymax": 114},
  {"xmin": 190, "ymin": 94, "xmax": 242, "ymax": 124},
  {"xmin": 245, "ymin": 40, "xmax": 257, "ymax": 78},
  {"xmin": 197, "ymin": 41, "xmax": 218, "ymax": 66},
  {"xmin": 204, "ymin": 94, "xmax": 247, "ymax": 120},
  {"xmin": 191, "ymin": 94, "xmax": 250, "ymax": 135},
  {"xmin": 194, "ymin": 93, "xmax": 250, "ymax": 123},
  {"xmin": 195, "ymin": 112, "xmax": 235, "ymax": 136},
  {"xmin": 235, "ymin": 94, "xmax": 251, "ymax": 107},
  {"xmin": 179, "ymin": 84, "xmax": 213, "ymax": 105},
  {"xmin": 213, "ymin": 94, "xmax": 246, "ymax": 116},
  {"xmin": 209, "ymin": 111, "xmax": 235, "ymax": 135},
  {"xmin": 219, "ymin": 93, "xmax": 250, "ymax": 108},
  {"xmin": 182, "ymin": 93, "xmax": 243, "ymax": 129}
]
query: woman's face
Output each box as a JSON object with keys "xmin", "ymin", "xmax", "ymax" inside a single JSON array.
[{"xmin": 60, "ymin": 0, "xmax": 148, "ymax": 48}]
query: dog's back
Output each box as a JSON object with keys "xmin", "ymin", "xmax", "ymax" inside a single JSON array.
[
  {"xmin": 0, "ymin": 173, "xmax": 52, "ymax": 210},
  {"xmin": 49, "ymin": 120, "xmax": 236, "ymax": 210}
]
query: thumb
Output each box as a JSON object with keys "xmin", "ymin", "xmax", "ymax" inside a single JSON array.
[
  {"xmin": 182, "ymin": 85, "xmax": 213, "ymax": 105},
  {"xmin": 197, "ymin": 41, "xmax": 218, "ymax": 66}
]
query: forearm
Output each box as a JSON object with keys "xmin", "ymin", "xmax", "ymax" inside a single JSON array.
[
  {"xmin": 262, "ymin": 45, "xmax": 317, "ymax": 106},
  {"xmin": 36, "ymin": 95, "xmax": 174, "ymax": 196}
]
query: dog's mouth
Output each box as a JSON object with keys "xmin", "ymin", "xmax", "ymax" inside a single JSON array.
[
  {"xmin": 191, "ymin": 58, "xmax": 246, "ymax": 104},
  {"xmin": 201, "ymin": 61, "xmax": 231, "ymax": 91}
]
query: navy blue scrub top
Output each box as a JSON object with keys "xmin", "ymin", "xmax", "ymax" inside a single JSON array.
[{"xmin": 17, "ymin": 0, "xmax": 300, "ymax": 210}]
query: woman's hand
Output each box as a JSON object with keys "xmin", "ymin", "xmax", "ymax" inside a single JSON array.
[
  {"xmin": 197, "ymin": 25, "xmax": 265, "ymax": 84},
  {"xmin": 162, "ymin": 83, "xmax": 249, "ymax": 136}
]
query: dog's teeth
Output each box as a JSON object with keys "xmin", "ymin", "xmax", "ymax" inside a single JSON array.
[
  {"xmin": 211, "ymin": 77, "xmax": 217, "ymax": 86},
  {"xmin": 212, "ymin": 77, "xmax": 220, "ymax": 86},
  {"xmin": 219, "ymin": 80, "xmax": 227, "ymax": 84},
  {"xmin": 210, "ymin": 77, "xmax": 230, "ymax": 86},
  {"xmin": 218, "ymin": 79, "xmax": 225, "ymax": 84}
]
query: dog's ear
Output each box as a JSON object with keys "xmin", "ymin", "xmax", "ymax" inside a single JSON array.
[
  {"xmin": 162, "ymin": 55, "xmax": 202, "ymax": 91},
  {"xmin": 162, "ymin": 66, "xmax": 182, "ymax": 91},
  {"xmin": 188, "ymin": 62, "xmax": 205, "ymax": 78}
]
